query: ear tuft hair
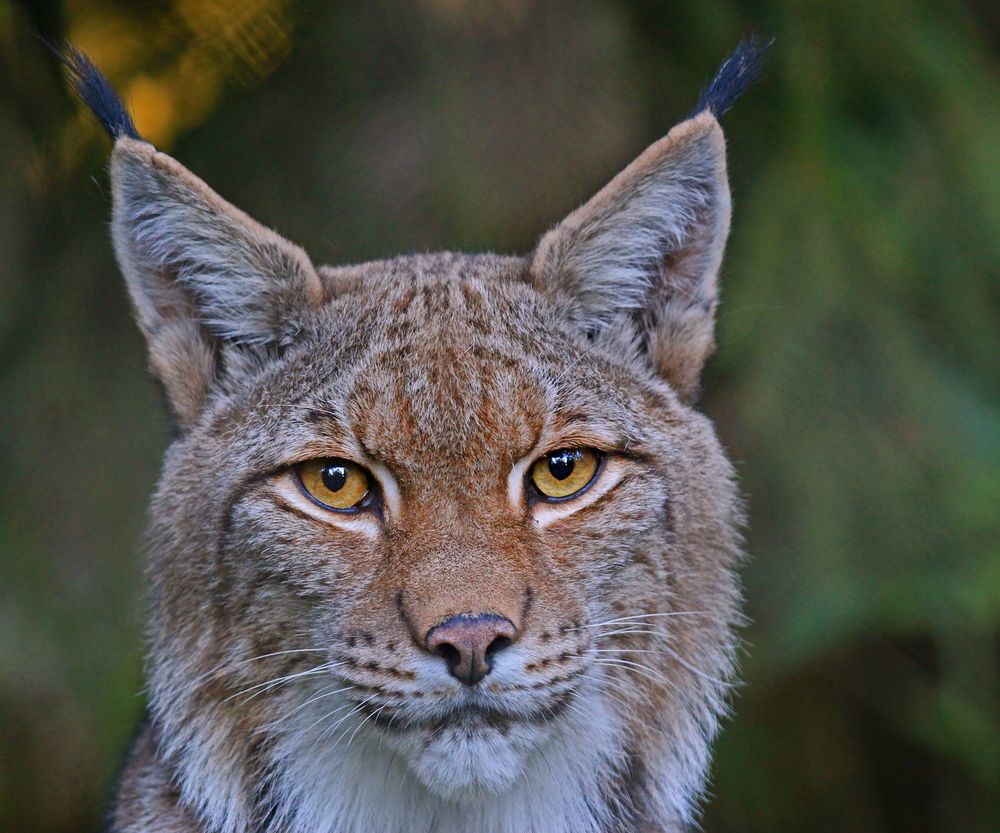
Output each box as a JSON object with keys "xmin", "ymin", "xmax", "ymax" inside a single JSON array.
[
  {"xmin": 53, "ymin": 42, "xmax": 141, "ymax": 141},
  {"xmin": 691, "ymin": 35, "xmax": 773, "ymax": 118}
]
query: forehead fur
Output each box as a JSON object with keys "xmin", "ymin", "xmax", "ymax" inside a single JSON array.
[{"xmin": 224, "ymin": 251, "xmax": 668, "ymax": 481}]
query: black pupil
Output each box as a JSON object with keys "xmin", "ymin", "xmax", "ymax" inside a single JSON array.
[
  {"xmin": 547, "ymin": 450, "xmax": 580, "ymax": 481},
  {"xmin": 320, "ymin": 464, "xmax": 349, "ymax": 493}
]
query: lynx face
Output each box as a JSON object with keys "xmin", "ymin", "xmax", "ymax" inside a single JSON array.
[
  {"xmin": 152, "ymin": 248, "xmax": 734, "ymax": 809},
  {"xmin": 64, "ymin": 38, "xmax": 764, "ymax": 833}
]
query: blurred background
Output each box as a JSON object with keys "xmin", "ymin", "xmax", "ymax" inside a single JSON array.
[{"xmin": 1, "ymin": 0, "xmax": 998, "ymax": 831}]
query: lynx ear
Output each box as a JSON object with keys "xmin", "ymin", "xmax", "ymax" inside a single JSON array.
[
  {"xmin": 111, "ymin": 139, "xmax": 324, "ymax": 346},
  {"xmin": 530, "ymin": 39, "xmax": 768, "ymax": 401},
  {"xmin": 110, "ymin": 138, "xmax": 324, "ymax": 424},
  {"xmin": 530, "ymin": 113, "xmax": 729, "ymax": 402},
  {"xmin": 58, "ymin": 44, "xmax": 324, "ymax": 426}
]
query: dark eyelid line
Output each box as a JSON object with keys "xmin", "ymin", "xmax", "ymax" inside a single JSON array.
[
  {"xmin": 616, "ymin": 447, "xmax": 654, "ymax": 465},
  {"xmin": 536, "ymin": 437, "xmax": 651, "ymax": 464},
  {"xmin": 527, "ymin": 451, "xmax": 605, "ymax": 505},
  {"xmin": 271, "ymin": 491, "xmax": 340, "ymax": 527},
  {"xmin": 225, "ymin": 460, "xmax": 377, "ymax": 524},
  {"xmin": 294, "ymin": 462, "xmax": 374, "ymax": 514},
  {"xmin": 546, "ymin": 470, "xmax": 638, "ymax": 521},
  {"xmin": 255, "ymin": 448, "xmax": 370, "ymax": 483}
]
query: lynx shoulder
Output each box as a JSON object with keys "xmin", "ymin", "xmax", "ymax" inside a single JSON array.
[{"xmin": 62, "ymin": 37, "xmax": 768, "ymax": 833}]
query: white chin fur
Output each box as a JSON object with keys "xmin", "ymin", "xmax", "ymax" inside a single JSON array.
[
  {"xmin": 390, "ymin": 718, "xmax": 546, "ymax": 799},
  {"xmin": 263, "ymin": 674, "xmax": 631, "ymax": 833}
]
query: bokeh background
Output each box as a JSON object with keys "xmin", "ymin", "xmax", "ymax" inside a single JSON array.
[{"xmin": 2, "ymin": 0, "xmax": 998, "ymax": 831}]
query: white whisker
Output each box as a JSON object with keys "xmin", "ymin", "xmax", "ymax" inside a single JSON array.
[
  {"xmin": 590, "ymin": 657, "xmax": 686, "ymax": 696},
  {"xmin": 571, "ymin": 611, "xmax": 709, "ymax": 631},
  {"xmin": 190, "ymin": 647, "xmax": 327, "ymax": 688},
  {"xmin": 300, "ymin": 694, "xmax": 371, "ymax": 742},
  {"xmin": 576, "ymin": 671, "xmax": 659, "ymax": 735},
  {"xmin": 228, "ymin": 661, "xmax": 343, "ymax": 704},
  {"xmin": 269, "ymin": 684, "xmax": 356, "ymax": 727},
  {"xmin": 344, "ymin": 704, "xmax": 386, "ymax": 750},
  {"xmin": 587, "ymin": 648, "xmax": 726, "ymax": 686},
  {"xmin": 317, "ymin": 694, "xmax": 380, "ymax": 746},
  {"xmin": 590, "ymin": 626, "xmax": 658, "ymax": 639}
]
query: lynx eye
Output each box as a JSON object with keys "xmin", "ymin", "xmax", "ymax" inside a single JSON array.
[
  {"xmin": 530, "ymin": 448, "xmax": 601, "ymax": 500},
  {"xmin": 296, "ymin": 458, "xmax": 371, "ymax": 511}
]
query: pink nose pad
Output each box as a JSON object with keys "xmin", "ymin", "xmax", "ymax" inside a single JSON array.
[{"xmin": 425, "ymin": 613, "xmax": 517, "ymax": 685}]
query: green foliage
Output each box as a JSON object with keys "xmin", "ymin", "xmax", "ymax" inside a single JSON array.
[{"xmin": 1, "ymin": 0, "xmax": 997, "ymax": 830}]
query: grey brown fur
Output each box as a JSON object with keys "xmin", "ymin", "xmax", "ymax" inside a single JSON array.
[{"xmin": 64, "ymin": 41, "xmax": 763, "ymax": 833}]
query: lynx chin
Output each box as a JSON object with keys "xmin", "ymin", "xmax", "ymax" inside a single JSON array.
[{"xmin": 61, "ymin": 36, "xmax": 768, "ymax": 833}]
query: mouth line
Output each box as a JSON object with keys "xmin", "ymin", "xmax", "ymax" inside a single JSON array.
[{"xmin": 356, "ymin": 690, "xmax": 575, "ymax": 735}]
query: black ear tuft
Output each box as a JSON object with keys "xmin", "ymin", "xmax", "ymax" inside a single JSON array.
[
  {"xmin": 52, "ymin": 43, "xmax": 141, "ymax": 141},
  {"xmin": 691, "ymin": 36, "xmax": 773, "ymax": 118}
]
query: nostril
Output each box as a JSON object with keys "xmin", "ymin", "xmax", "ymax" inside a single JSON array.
[
  {"xmin": 433, "ymin": 640, "xmax": 462, "ymax": 670},
  {"xmin": 485, "ymin": 635, "xmax": 512, "ymax": 659}
]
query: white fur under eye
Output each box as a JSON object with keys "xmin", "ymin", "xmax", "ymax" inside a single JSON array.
[
  {"xmin": 511, "ymin": 456, "xmax": 625, "ymax": 526},
  {"xmin": 530, "ymin": 457, "xmax": 625, "ymax": 527},
  {"xmin": 365, "ymin": 459, "xmax": 401, "ymax": 518},
  {"xmin": 274, "ymin": 475, "xmax": 380, "ymax": 538},
  {"xmin": 506, "ymin": 454, "xmax": 534, "ymax": 509}
]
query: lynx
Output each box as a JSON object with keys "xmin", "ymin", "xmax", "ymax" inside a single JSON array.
[{"xmin": 62, "ymin": 38, "xmax": 766, "ymax": 833}]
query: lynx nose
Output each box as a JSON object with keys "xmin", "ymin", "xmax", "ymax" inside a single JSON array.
[{"xmin": 425, "ymin": 613, "xmax": 516, "ymax": 686}]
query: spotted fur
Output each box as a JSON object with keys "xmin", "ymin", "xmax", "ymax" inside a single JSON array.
[{"xmin": 65, "ymin": 42, "xmax": 764, "ymax": 833}]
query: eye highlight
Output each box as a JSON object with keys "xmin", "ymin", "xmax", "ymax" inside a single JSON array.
[
  {"xmin": 296, "ymin": 458, "xmax": 372, "ymax": 511},
  {"xmin": 530, "ymin": 449, "xmax": 601, "ymax": 500}
]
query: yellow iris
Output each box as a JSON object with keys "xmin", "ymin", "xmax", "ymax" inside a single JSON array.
[
  {"xmin": 297, "ymin": 459, "xmax": 370, "ymax": 510},
  {"xmin": 530, "ymin": 449, "xmax": 600, "ymax": 499}
]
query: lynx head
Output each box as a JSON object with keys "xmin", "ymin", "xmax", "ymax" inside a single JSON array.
[{"xmin": 66, "ymin": 39, "xmax": 766, "ymax": 833}]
